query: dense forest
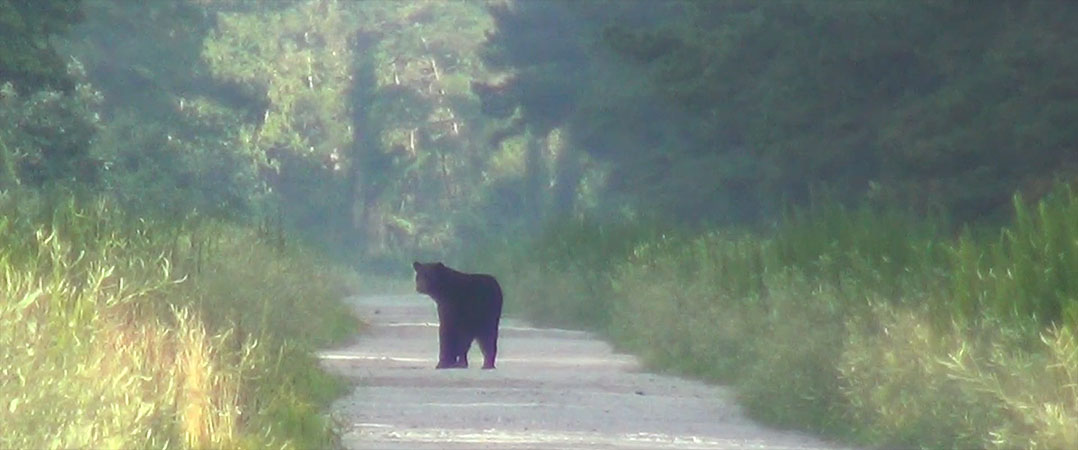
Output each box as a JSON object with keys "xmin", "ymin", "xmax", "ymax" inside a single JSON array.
[
  {"xmin": 2, "ymin": 0, "xmax": 1077, "ymax": 448},
  {"xmin": 10, "ymin": 0, "xmax": 1076, "ymax": 261}
]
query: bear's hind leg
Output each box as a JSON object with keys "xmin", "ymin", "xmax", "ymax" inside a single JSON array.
[
  {"xmin": 453, "ymin": 330, "xmax": 472, "ymax": 368},
  {"xmin": 477, "ymin": 327, "xmax": 498, "ymax": 369}
]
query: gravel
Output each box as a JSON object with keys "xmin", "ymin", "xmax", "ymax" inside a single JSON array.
[{"xmin": 319, "ymin": 295, "xmax": 852, "ymax": 450}]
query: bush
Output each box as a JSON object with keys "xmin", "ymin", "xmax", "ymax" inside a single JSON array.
[
  {"xmin": 494, "ymin": 184, "xmax": 1078, "ymax": 449},
  {"xmin": 0, "ymin": 191, "xmax": 358, "ymax": 449}
]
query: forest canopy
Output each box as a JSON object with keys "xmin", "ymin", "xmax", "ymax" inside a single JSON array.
[
  {"xmin": 4, "ymin": 2, "xmax": 1078, "ymax": 448},
  {"xmin": 1, "ymin": 0, "xmax": 1076, "ymax": 262}
]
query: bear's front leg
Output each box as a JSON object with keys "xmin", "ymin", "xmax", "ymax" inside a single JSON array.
[{"xmin": 435, "ymin": 304, "xmax": 457, "ymax": 369}]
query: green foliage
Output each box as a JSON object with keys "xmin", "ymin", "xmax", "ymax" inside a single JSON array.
[
  {"xmin": 484, "ymin": 217, "xmax": 656, "ymax": 329},
  {"xmin": 477, "ymin": 1, "xmax": 1078, "ymax": 225},
  {"xmin": 347, "ymin": 0, "xmax": 515, "ymax": 260},
  {"xmin": 841, "ymin": 304, "xmax": 1078, "ymax": 449},
  {"xmin": 91, "ymin": 110, "xmax": 261, "ymax": 219},
  {"xmin": 953, "ymin": 187, "xmax": 1078, "ymax": 329},
  {"xmin": 0, "ymin": 191, "xmax": 358, "ymax": 449},
  {"xmin": 12, "ymin": 0, "xmax": 1070, "ymax": 264},
  {"xmin": 496, "ymin": 184, "xmax": 1078, "ymax": 448},
  {"xmin": 64, "ymin": 0, "xmax": 269, "ymax": 220},
  {"xmin": 0, "ymin": 0, "xmax": 83, "ymax": 92},
  {"xmin": 2, "ymin": 0, "xmax": 1075, "ymax": 448},
  {"xmin": 735, "ymin": 272, "xmax": 849, "ymax": 434},
  {"xmin": 0, "ymin": 63, "xmax": 101, "ymax": 188}
]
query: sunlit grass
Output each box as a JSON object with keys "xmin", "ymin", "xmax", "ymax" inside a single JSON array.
[
  {"xmin": 841, "ymin": 304, "xmax": 1078, "ymax": 449},
  {"xmin": 494, "ymin": 183, "xmax": 1078, "ymax": 449},
  {"xmin": 0, "ymin": 190, "xmax": 358, "ymax": 449}
]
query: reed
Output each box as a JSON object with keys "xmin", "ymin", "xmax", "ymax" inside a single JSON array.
[
  {"xmin": 493, "ymin": 183, "xmax": 1078, "ymax": 448},
  {"xmin": 0, "ymin": 190, "xmax": 358, "ymax": 449}
]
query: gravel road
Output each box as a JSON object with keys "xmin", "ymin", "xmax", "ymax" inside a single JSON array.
[{"xmin": 319, "ymin": 295, "xmax": 851, "ymax": 450}]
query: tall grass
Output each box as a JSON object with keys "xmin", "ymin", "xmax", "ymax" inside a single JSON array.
[
  {"xmin": 0, "ymin": 190, "xmax": 358, "ymax": 449},
  {"xmin": 491, "ymin": 184, "xmax": 1078, "ymax": 449},
  {"xmin": 479, "ymin": 217, "xmax": 658, "ymax": 329},
  {"xmin": 953, "ymin": 187, "xmax": 1078, "ymax": 330}
]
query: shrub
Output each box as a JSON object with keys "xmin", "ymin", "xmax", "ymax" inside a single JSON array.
[
  {"xmin": 494, "ymin": 183, "xmax": 1078, "ymax": 449},
  {"xmin": 0, "ymin": 191, "xmax": 357, "ymax": 449}
]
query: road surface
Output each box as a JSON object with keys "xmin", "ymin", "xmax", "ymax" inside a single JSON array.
[{"xmin": 319, "ymin": 295, "xmax": 850, "ymax": 450}]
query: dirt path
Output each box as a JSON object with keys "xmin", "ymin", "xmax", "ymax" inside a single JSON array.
[{"xmin": 319, "ymin": 295, "xmax": 851, "ymax": 450}]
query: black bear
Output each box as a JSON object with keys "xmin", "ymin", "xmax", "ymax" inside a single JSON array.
[{"xmin": 412, "ymin": 261, "xmax": 503, "ymax": 369}]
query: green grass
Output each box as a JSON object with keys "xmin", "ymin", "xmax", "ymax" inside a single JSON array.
[
  {"xmin": 0, "ymin": 190, "xmax": 360, "ymax": 449},
  {"xmin": 489, "ymin": 183, "xmax": 1078, "ymax": 449}
]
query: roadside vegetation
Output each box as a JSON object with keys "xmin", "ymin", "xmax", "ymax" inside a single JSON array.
[
  {"xmin": 4, "ymin": 1, "xmax": 1076, "ymax": 448},
  {"xmin": 0, "ymin": 190, "xmax": 358, "ymax": 449},
  {"xmin": 487, "ymin": 184, "xmax": 1078, "ymax": 449}
]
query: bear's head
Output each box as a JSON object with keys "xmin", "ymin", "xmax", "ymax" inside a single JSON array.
[{"xmin": 412, "ymin": 261, "xmax": 445, "ymax": 295}]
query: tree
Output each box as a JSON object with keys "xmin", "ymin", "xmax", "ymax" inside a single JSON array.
[
  {"xmin": 0, "ymin": 0, "xmax": 98, "ymax": 189},
  {"xmin": 0, "ymin": 0, "xmax": 83, "ymax": 93},
  {"xmin": 484, "ymin": 0, "xmax": 1078, "ymax": 225}
]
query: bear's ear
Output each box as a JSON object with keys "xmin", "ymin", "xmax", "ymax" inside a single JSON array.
[{"xmin": 412, "ymin": 261, "xmax": 422, "ymax": 271}]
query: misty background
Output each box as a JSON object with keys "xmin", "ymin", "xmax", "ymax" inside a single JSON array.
[
  {"xmin": 3, "ymin": 1, "xmax": 1078, "ymax": 449},
  {"xmin": 7, "ymin": 0, "xmax": 1075, "ymax": 266}
]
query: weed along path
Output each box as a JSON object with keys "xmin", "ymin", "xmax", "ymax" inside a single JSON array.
[{"xmin": 319, "ymin": 295, "xmax": 849, "ymax": 450}]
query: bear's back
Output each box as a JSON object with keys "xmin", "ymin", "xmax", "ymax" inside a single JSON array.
[{"xmin": 446, "ymin": 271, "xmax": 502, "ymax": 308}]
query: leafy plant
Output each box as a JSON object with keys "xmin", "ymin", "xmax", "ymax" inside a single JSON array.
[
  {"xmin": 0, "ymin": 192, "xmax": 358, "ymax": 449},
  {"xmin": 496, "ymin": 184, "xmax": 1078, "ymax": 449}
]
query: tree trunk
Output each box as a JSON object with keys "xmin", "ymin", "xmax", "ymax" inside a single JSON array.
[{"xmin": 523, "ymin": 132, "xmax": 547, "ymax": 225}]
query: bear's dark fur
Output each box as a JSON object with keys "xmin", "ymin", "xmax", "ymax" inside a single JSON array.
[{"xmin": 413, "ymin": 261, "xmax": 503, "ymax": 369}]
